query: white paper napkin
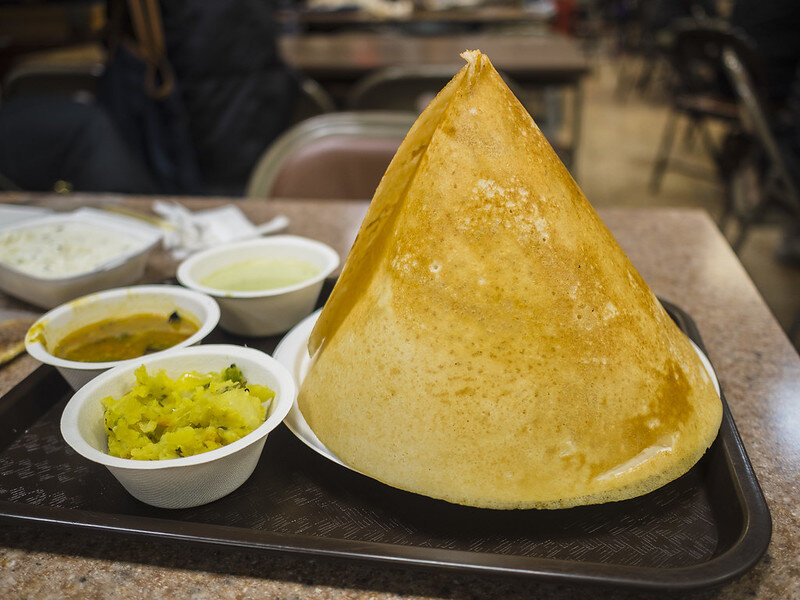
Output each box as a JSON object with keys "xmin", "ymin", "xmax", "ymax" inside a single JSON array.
[{"xmin": 153, "ymin": 201, "xmax": 289, "ymax": 259}]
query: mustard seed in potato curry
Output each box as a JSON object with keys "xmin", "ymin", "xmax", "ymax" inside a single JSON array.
[
  {"xmin": 103, "ymin": 364, "xmax": 274, "ymax": 460},
  {"xmin": 53, "ymin": 311, "xmax": 199, "ymax": 362}
]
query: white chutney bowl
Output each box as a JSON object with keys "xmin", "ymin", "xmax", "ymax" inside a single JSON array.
[{"xmin": 176, "ymin": 235, "xmax": 339, "ymax": 337}]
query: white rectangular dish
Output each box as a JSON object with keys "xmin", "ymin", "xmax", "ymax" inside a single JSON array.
[
  {"xmin": 0, "ymin": 204, "xmax": 52, "ymax": 226},
  {"xmin": 0, "ymin": 208, "xmax": 163, "ymax": 308}
]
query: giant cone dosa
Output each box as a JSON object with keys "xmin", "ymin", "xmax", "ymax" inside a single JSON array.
[{"xmin": 298, "ymin": 51, "xmax": 723, "ymax": 509}]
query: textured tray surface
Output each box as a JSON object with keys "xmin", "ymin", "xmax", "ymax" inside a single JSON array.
[{"xmin": 0, "ymin": 285, "xmax": 771, "ymax": 591}]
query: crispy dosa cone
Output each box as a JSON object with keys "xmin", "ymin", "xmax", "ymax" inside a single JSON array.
[{"xmin": 298, "ymin": 51, "xmax": 722, "ymax": 509}]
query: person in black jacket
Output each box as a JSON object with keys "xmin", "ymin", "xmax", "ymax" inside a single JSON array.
[
  {"xmin": 98, "ymin": 0, "xmax": 298, "ymax": 195},
  {"xmin": 0, "ymin": 95, "xmax": 157, "ymax": 194},
  {"xmin": 158, "ymin": 0, "xmax": 299, "ymax": 194},
  {"xmin": 1, "ymin": 0, "xmax": 297, "ymax": 196}
]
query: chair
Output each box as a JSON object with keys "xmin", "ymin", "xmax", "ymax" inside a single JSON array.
[
  {"xmin": 246, "ymin": 111, "xmax": 416, "ymax": 200},
  {"xmin": 345, "ymin": 65, "xmax": 579, "ymax": 168},
  {"xmin": 720, "ymin": 48, "xmax": 800, "ymax": 251},
  {"xmin": 2, "ymin": 44, "xmax": 106, "ymax": 100},
  {"xmin": 648, "ymin": 21, "xmax": 765, "ymax": 196},
  {"xmin": 722, "ymin": 50, "xmax": 800, "ymax": 345},
  {"xmin": 346, "ymin": 64, "xmax": 529, "ymax": 114},
  {"xmin": 613, "ymin": 0, "xmax": 673, "ymax": 102}
]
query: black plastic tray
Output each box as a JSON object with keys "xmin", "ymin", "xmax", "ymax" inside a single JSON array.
[{"xmin": 0, "ymin": 285, "xmax": 771, "ymax": 592}]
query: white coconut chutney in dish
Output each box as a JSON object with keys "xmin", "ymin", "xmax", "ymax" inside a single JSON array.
[{"xmin": 0, "ymin": 222, "xmax": 143, "ymax": 278}]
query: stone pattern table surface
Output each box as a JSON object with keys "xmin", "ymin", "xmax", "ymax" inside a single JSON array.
[{"xmin": 0, "ymin": 193, "xmax": 798, "ymax": 600}]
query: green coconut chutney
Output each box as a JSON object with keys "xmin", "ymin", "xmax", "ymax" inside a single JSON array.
[{"xmin": 200, "ymin": 257, "xmax": 319, "ymax": 292}]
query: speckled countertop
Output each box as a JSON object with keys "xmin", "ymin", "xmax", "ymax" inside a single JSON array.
[{"xmin": 0, "ymin": 194, "xmax": 798, "ymax": 600}]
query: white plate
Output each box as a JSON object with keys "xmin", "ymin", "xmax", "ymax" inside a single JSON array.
[
  {"xmin": 273, "ymin": 309, "xmax": 352, "ymax": 469},
  {"xmin": 273, "ymin": 311, "xmax": 722, "ymax": 473}
]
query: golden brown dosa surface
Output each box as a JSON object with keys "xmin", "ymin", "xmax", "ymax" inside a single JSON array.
[{"xmin": 298, "ymin": 51, "xmax": 722, "ymax": 509}]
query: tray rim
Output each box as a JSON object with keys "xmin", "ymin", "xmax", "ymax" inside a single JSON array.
[{"xmin": 0, "ymin": 300, "xmax": 772, "ymax": 592}]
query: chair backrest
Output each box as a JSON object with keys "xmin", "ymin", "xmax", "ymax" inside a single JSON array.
[
  {"xmin": 346, "ymin": 64, "xmax": 528, "ymax": 113},
  {"xmin": 2, "ymin": 51, "xmax": 105, "ymax": 100},
  {"xmin": 290, "ymin": 77, "xmax": 336, "ymax": 124},
  {"xmin": 722, "ymin": 48, "xmax": 800, "ymax": 216},
  {"xmin": 246, "ymin": 111, "xmax": 416, "ymax": 200},
  {"xmin": 666, "ymin": 20, "xmax": 766, "ymax": 100}
]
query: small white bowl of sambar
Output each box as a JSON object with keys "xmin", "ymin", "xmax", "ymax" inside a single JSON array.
[{"xmin": 25, "ymin": 285, "xmax": 220, "ymax": 390}]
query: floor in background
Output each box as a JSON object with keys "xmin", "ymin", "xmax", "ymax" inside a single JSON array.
[{"xmin": 570, "ymin": 53, "xmax": 800, "ymax": 350}]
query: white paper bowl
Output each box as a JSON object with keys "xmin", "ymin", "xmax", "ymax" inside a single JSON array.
[
  {"xmin": 25, "ymin": 285, "xmax": 220, "ymax": 390},
  {"xmin": 176, "ymin": 235, "xmax": 339, "ymax": 336},
  {"xmin": 0, "ymin": 208, "xmax": 162, "ymax": 309},
  {"xmin": 60, "ymin": 344, "xmax": 296, "ymax": 509}
]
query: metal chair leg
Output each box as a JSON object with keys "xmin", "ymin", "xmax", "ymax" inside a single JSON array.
[
  {"xmin": 681, "ymin": 118, "xmax": 699, "ymax": 151},
  {"xmin": 569, "ymin": 82, "xmax": 584, "ymax": 176},
  {"xmin": 719, "ymin": 181, "xmax": 734, "ymax": 230},
  {"xmin": 650, "ymin": 110, "xmax": 680, "ymax": 194},
  {"xmin": 731, "ymin": 219, "xmax": 752, "ymax": 253},
  {"xmin": 789, "ymin": 311, "xmax": 800, "ymax": 348},
  {"xmin": 729, "ymin": 159, "xmax": 765, "ymax": 252},
  {"xmin": 615, "ymin": 55, "xmax": 636, "ymax": 101}
]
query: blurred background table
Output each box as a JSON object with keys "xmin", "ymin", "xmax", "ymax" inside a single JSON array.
[
  {"xmin": 0, "ymin": 192, "xmax": 798, "ymax": 599},
  {"xmin": 279, "ymin": 31, "xmax": 589, "ymax": 85},
  {"xmin": 276, "ymin": 5, "xmax": 550, "ymax": 33},
  {"xmin": 279, "ymin": 31, "xmax": 590, "ymax": 167}
]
